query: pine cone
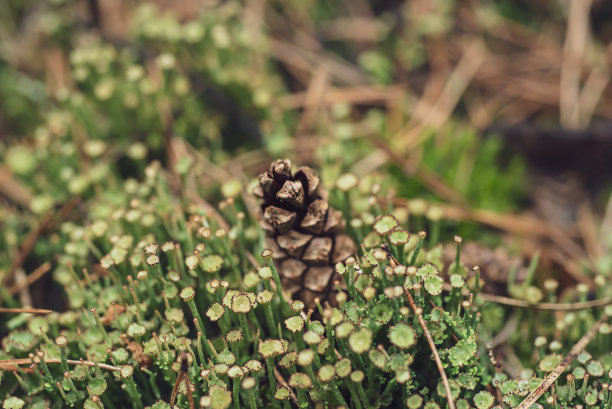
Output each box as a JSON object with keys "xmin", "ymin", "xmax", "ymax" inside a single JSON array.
[{"xmin": 254, "ymin": 159, "xmax": 356, "ymax": 307}]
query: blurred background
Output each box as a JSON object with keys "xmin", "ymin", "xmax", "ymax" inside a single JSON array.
[{"xmin": 1, "ymin": 0, "xmax": 612, "ymax": 310}]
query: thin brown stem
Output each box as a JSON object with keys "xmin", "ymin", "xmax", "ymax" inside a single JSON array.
[
  {"xmin": 404, "ymin": 288, "xmax": 456, "ymax": 409},
  {"xmin": 7, "ymin": 262, "xmax": 52, "ymax": 296},
  {"xmin": 185, "ymin": 377, "xmax": 195, "ymax": 409},
  {"xmin": 0, "ymin": 358, "xmax": 120, "ymax": 372},
  {"xmin": 170, "ymin": 371, "xmax": 184, "ymax": 408},
  {"xmin": 0, "ymin": 307, "xmax": 53, "ymax": 314}
]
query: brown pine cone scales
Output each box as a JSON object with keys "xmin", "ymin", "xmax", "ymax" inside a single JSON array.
[{"xmin": 254, "ymin": 159, "xmax": 356, "ymax": 307}]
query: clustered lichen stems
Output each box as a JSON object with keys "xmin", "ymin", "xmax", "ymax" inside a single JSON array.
[{"xmin": 262, "ymin": 249, "xmax": 291, "ymax": 315}]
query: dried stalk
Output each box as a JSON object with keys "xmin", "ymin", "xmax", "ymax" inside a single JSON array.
[
  {"xmin": 278, "ymin": 85, "xmax": 402, "ymax": 109},
  {"xmin": 0, "ymin": 307, "xmax": 53, "ymax": 314},
  {"xmin": 398, "ymin": 39, "xmax": 487, "ymax": 149},
  {"xmin": 7, "ymin": 262, "xmax": 52, "ymax": 296},
  {"xmin": 559, "ymin": 0, "xmax": 593, "ymax": 128},
  {"xmin": 478, "ymin": 293, "xmax": 611, "ymax": 311},
  {"xmin": 3, "ymin": 198, "xmax": 79, "ymax": 294},
  {"xmin": 516, "ymin": 314, "xmax": 608, "ymax": 409},
  {"xmin": 404, "ymin": 288, "xmax": 456, "ymax": 409},
  {"xmin": 0, "ymin": 358, "xmax": 121, "ymax": 372}
]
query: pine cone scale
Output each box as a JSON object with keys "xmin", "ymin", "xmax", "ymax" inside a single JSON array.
[
  {"xmin": 263, "ymin": 206, "xmax": 296, "ymax": 233},
  {"xmin": 276, "ymin": 230, "xmax": 312, "ymax": 257},
  {"xmin": 276, "ymin": 180, "xmax": 305, "ymax": 208},
  {"xmin": 300, "ymin": 200, "xmax": 328, "ymax": 233}
]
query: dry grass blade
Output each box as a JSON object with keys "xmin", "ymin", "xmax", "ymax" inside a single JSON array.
[
  {"xmin": 404, "ymin": 287, "xmax": 456, "ymax": 409},
  {"xmin": 398, "ymin": 39, "xmax": 487, "ymax": 150},
  {"xmin": 601, "ymin": 190, "xmax": 612, "ymax": 240},
  {"xmin": 0, "ymin": 307, "xmax": 53, "ymax": 314},
  {"xmin": 516, "ymin": 314, "xmax": 608, "ymax": 409},
  {"xmin": 577, "ymin": 67, "xmax": 609, "ymax": 127},
  {"xmin": 268, "ymin": 38, "xmax": 368, "ymax": 86},
  {"xmin": 487, "ymin": 313, "xmax": 519, "ymax": 349},
  {"xmin": 0, "ymin": 165, "xmax": 32, "ymax": 209},
  {"xmin": 318, "ymin": 17, "xmax": 378, "ymax": 42},
  {"xmin": 559, "ymin": 0, "xmax": 593, "ymax": 128},
  {"xmin": 577, "ymin": 201, "xmax": 603, "ymax": 262}
]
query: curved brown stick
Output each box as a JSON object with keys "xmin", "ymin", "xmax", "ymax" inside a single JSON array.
[
  {"xmin": 516, "ymin": 314, "xmax": 608, "ymax": 409},
  {"xmin": 6, "ymin": 262, "xmax": 52, "ymax": 296},
  {"xmin": 404, "ymin": 288, "xmax": 456, "ymax": 409}
]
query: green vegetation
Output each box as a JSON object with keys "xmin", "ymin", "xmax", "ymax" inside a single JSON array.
[{"xmin": 1, "ymin": 1, "xmax": 611, "ymax": 408}]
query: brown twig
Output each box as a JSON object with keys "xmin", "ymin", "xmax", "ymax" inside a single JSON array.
[
  {"xmin": 438, "ymin": 202, "xmax": 576, "ymax": 240},
  {"xmin": 397, "ymin": 39, "xmax": 487, "ymax": 149},
  {"xmin": 0, "ymin": 358, "xmax": 121, "ymax": 372},
  {"xmin": 0, "ymin": 307, "xmax": 53, "ymax": 314},
  {"xmin": 478, "ymin": 293, "xmax": 612, "ymax": 311},
  {"xmin": 277, "ymin": 85, "xmax": 400, "ymax": 110},
  {"xmin": 389, "ymin": 194, "xmax": 569, "ymax": 237},
  {"xmin": 516, "ymin": 314, "xmax": 608, "ymax": 409},
  {"xmin": 389, "ymin": 197, "xmax": 592, "ymax": 285},
  {"xmin": 404, "ymin": 288, "xmax": 456, "ymax": 409},
  {"xmin": 3, "ymin": 198, "xmax": 79, "ymax": 289},
  {"xmin": 6, "ymin": 262, "xmax": 52, "ymax": 296}
]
